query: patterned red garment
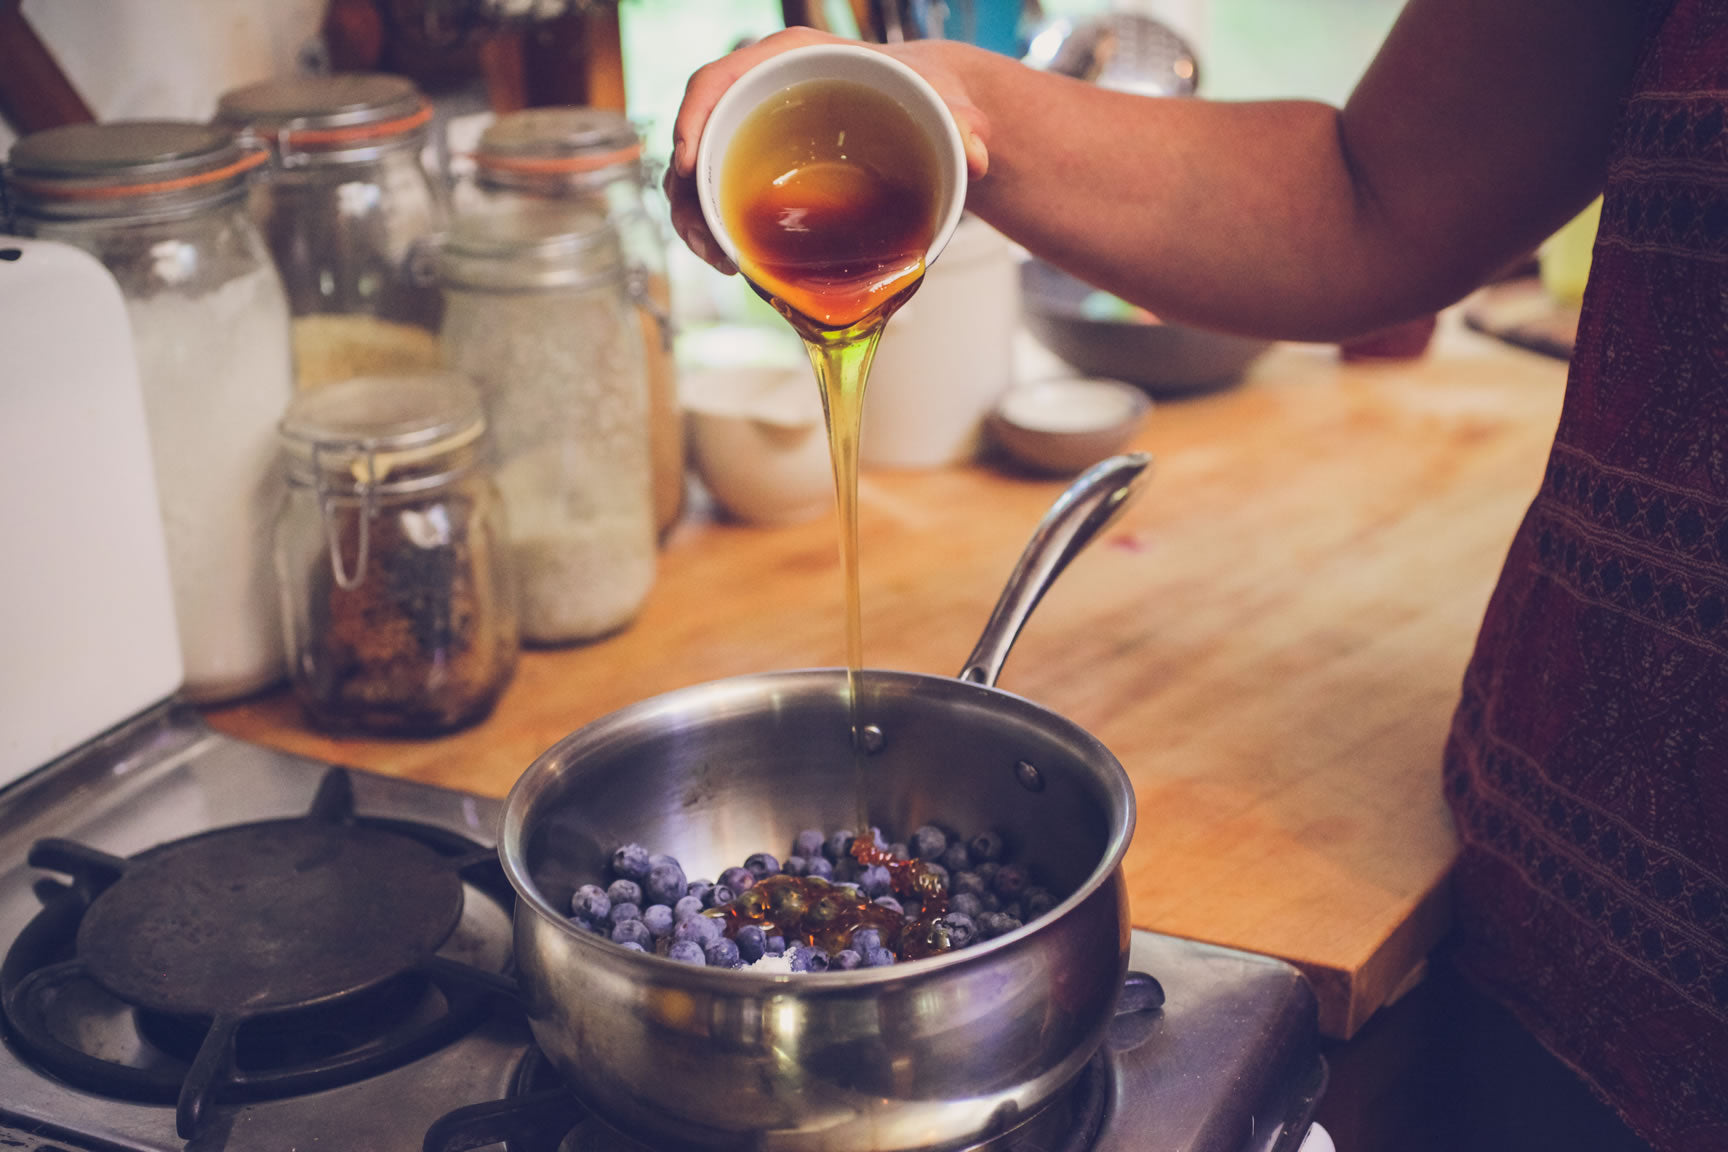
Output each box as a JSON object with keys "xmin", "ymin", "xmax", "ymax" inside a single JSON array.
[{"xmin": 1444, "ymin": 4, "xmax": 1728, "ymax": 1151}]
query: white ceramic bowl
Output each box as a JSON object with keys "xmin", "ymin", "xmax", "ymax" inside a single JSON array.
[
  {"xmin": 694, "ymin": 44, "xmax": 968, "ymax": 274},
  {"xmin": 986, "ymin": 376, "xmax": 1152, "ymax": 476}
]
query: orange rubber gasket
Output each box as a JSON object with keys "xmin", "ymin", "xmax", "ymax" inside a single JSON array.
[
  {"xmin": 470, "ymin": 142, "xmax": 643, "ymax": 177},
  {"xmin": 7, "ymin": 148, "xmax": 268, "ymax": 201},
  {"xmin": 277, "ymin": 102, "xmax": 434, "ymax": 148}
]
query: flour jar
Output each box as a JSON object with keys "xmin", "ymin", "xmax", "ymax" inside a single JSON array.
[
  {"xmin": 274, "ymin": 373, "xmax": 518, "ymax": 735},
  {"xmin": 214, "ymin": 73, "xmax": 447, "ymax": 391},
  {"xmin": 3, "ymin": 120, "xmax": 294, "ymax": 703},
  {"xmin": 465, "ymin": 107, "xmax": 685, "ymax": 538},
  {"xmin": 437, "ymin": 201, "xmax": 656, "ymax": 646}
]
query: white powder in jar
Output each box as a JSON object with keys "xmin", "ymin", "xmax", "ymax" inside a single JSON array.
[
  {"xmin": 442, "ymin": 268, "xmax": 656, "ymax": 645},
  {"xmin": 126, "ymin": 262, "xmax": 295, "ymax": 701}
]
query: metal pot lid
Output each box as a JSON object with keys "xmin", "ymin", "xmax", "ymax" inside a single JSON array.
[
  {"xmin": 278, "ymin": 372, "xmax": 486, "ymax": 482},
  {"xmin": 475, "ymin": 106, "xmax": 643, "ymax": 173},
  {"xmin": 215, "ymin": 73, "xmax": 431, "ymax": 158},
  {"xmin": 3, "ymin": 121, "xmax": 265, "ymax": 216}
]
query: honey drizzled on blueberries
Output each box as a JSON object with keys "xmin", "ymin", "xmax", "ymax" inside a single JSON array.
[{"xmin": 716, "ymin": 838, "xmax": 958, "ymax": 960}]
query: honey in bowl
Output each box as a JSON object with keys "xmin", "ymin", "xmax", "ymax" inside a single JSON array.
[{"xmin": 717, "ymin": 75, "xmax": 947, "ymax": 822}]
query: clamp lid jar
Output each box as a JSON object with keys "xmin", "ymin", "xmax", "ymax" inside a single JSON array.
[
  {"xmin": 216, "ymin": 73, "xmax": 447, "ymax": 390},
  {"xmin": 274, "ymin": 373, "xmax": 519, "ymax": 736}
]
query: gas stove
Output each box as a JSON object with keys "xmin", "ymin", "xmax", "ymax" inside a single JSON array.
[{"xmin": 0, "ymin": 704, "xmax": 1330, "ymax": 1152}]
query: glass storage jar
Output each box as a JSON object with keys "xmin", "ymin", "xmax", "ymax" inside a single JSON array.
[
  {"xmin": 3, "ymin": 120, "xmax": 294, "ymax": 704},
  {"xmin": 274, "ymin": 373, "xmax": 518, "ymax": 735},
  {"xmin": 437, "ymin": 201, "xmax": 655, "ymax": 646},
  {"xmin": 466, "ymin": 106, "xmax": 685, "ymax": 538},
  {"xmin": 214, "ymin": 73, "xmax": 447, "ymax": 391}
]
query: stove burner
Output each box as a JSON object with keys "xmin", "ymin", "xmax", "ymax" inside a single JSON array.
[
  {"xmin": 79, "ymin": 819, "xmax": 464, "ymax": 1017},
  {"xmin": 0, "ymin": 768, "xmax": 518, "ymax": 1141}
]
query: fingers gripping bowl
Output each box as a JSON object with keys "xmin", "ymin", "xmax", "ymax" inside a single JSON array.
[{"xmin": 498, "ymin": 457, "xmax": 1149, "ymax": 1151}]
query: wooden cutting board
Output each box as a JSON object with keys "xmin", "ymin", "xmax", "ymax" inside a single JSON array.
[{"xmin": 207, "ymin": 316, "xmax": 1569, "ymax": 1038}]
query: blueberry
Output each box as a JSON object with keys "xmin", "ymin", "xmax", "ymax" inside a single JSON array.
[
  {"xmin": 873, "ymin": 895, "xmax": 903, "ymax": 916},
  {"xmin": 743, "ymin": 852, "xmax": 780, "ymax": 879},
  {"xmin": 952, "ymin": 870, "xmax": 987, "ymax": 899},
  {"xmin": 950, "ymin": 892, "xmax": 984, "ymax": 919},
  {"xmin": 611, "ymin": 919, "xmax": 654, "ymax": 948},
  {"xmin": 851, "ymin": 927, "xmax": 883, "ymax": 955},
  {"xmin": 967, "ymin": 831, "xmax": 1004, "ymax": 864},
  {"xmin": 618, "ymin": 940, "xmax": 647, "ymax": 952},
  {"xmin": 992, "ymin": 865, "xmax": 1028, "ymax": 900},
  {"xmin": 606, "ymin": 879, "xmax": 643, "ymax": 908},
  {"xmin": 940, "ymin": 842, "xmax": 971, "ymax": 872},
  {"xmin": 910, "ymin": 824, "xmax": 948, "ymax": 860},
  {"xmin": 783, "ymin": 855, "xmax": 808, "ymax": 877},
  {"xmin": 888, "ymin": 842, "xmax": 910, "ymax": 862},
  {"xmin": 706, "ymin": 883, "xmax": 736, "ymax": 909},
  {"xmin": 673, "ymin": 895, "xmax": 705, "ymax": 922},
  {"xmin": 703, "ymin": 936, "xmax": 743, "ymax": 968},
  {"xmin": 863, "ymin": 947, "xmax": 897, "ymax": 967},
  {"xmin": 803, "ymin": 856, "xmax": 834, "ymax": 881},
  {"xmin": 673, "ymin": 915, "xmax": 723, "ymax": 944},
  {"xmin": 611, "ymin": 843, "xmax": 651, "ymax": 884},
  {"xmin": 685, "ymin": 879, "xmax": 713, "ymax": 903},
  {"xmin": 920, "ymin": 863, "xmax": 951, "ymax": 896},
  {"xmin": 788, "ymin": 945, "xmax": 830, "ymax": 973},
  {"xmin": 832, "ymin": 949, "xmax": 862, "ymax": 970},
  {"xmin": 569, "ymin": 884, "xmax": 611, "ymax": 924},
  {"xmin": 1023, "ymin": 887, "xmax": 1056, "ymax": 919},
  {"xmin": 718, "ymin": 866, "xmax": 756, "ymax": 893},
  {"xmin": 642, "ymin": 904, "xmax": 675, "ymax": 939},
  {"xmin": 766, "ymin": 934, "xmax": 787, "ymax": 955},
  {"xmin": 648, "ymin": 852, "xmax": 682, "ymax": 872},
  {"xmin": 831, "ymin": 857, "xmax": 860, "ymax": 883},
  {"xmin": 793, "ymin": 828, "xmax": 827, "ymax": 858},
  {"xmin": 667, "ymin": 940, "xmax": 706, "ymax": 965},
  {"xmin": 735, "ymin": 924, "xmax": 769, "ymax": 963},
  {"xmin": 858, "ymin": 864, "xmax": 893, "ymax": 898},
  {"xmin": 824, "ymin": 830, "xmax": 855, "ymax": 862},
  {"xmin": 608, "ymin": 902, "xmax": 641, "ymax": 926},
  {"xmin": 936, "ymin": 912, "xmax": 979, "ymax": 950},
  {"xmin": 646, "ymin": 860, "xmax": 688, "ymax": 906},
  {"xmin": 979, "ymin": 912, "xmax": 1023, "ymax": 939}
]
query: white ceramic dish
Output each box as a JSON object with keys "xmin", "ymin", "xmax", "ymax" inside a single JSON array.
[{"xmin": 987, "ymin": 376, "xmax": 1152, "ymax": 476}]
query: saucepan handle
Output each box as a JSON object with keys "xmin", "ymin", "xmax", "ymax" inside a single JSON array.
[{"xmin": 957, "ymin": 452, "xmax": 1153, "ymax": 688}]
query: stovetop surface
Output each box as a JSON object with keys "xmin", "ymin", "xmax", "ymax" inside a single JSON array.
[{"xmin": 0, "ymin": 703, "xmax": 1324, "ymax": 1152}]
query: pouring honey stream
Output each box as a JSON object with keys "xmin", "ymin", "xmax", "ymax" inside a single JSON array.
[{"xmin": 718, "ymin": 77, "xmax": 943, "ymax": 826}]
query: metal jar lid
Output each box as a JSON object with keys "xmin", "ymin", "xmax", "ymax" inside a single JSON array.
[
  {"xmin": 215, "ymin": 74, "xmax": 432, "ymax": 166},
  {"xmin": 473, "ymin": 106, "xmax": 644, "ymax": 188},
  {"xmin": 3, "ymin": 121, "xmax": 267, "ymax": 222},
  {"xmin": 437, "ymin": 201, "xmax": 623, "ymax": 293}
]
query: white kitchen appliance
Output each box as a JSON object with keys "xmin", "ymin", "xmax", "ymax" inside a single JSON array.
[{"xmin": 0, "ymin": 237, "xmax": 181, "ymax": 788}]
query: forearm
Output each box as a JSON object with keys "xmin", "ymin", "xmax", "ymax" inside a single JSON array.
[{"xmin": 929, "ymin": 0, "xmax": 1648, "ymax": 341}]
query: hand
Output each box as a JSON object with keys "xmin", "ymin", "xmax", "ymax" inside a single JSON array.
[{"xmin": 664, "ymin": 27, "xmax": 992, "ymax": 276}]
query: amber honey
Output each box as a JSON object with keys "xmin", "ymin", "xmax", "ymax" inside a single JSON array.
[{"xmin": 719, "ymin": 78, "xmax": 945, "ymax": 833}]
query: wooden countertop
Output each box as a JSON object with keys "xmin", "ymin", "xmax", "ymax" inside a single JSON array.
[{"xmin": 206, "ymin": 313, "xmax": 1569, "ymax": 1040}]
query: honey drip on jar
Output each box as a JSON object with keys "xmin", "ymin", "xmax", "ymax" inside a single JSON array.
[{"xmin": 719, "ymin": 77, "xmax": 943, "ymax": 831}]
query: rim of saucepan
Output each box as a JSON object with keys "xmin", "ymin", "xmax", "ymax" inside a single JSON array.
[
  {"xmin": 499, "ymin": 668, "xmax": 1135, "ymax": 987},
  {"xmin": 694, "ymin": 43, "xmax": 969, "ymax": 278}
]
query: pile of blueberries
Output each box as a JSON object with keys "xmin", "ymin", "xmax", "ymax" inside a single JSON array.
[{"xmin": 565, "ymin": 823, "xmax": 1060, "ymax": 970}]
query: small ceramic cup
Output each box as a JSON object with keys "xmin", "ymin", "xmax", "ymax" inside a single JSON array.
[{"xmin": 694, "ymin": 43, "xmax": 968, "ymax": 274}]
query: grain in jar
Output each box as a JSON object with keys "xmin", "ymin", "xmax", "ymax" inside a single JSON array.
[
  {"xmin": 438, "ymin": 202, "xmax": 655, "ymax": 645},
  {"xmin": 465, "ymin": 107, "xmax": 685, "ymax": 538},
  {"xmin": 214, "ymin": 74, "xmax": 447, "ymax": 391}
]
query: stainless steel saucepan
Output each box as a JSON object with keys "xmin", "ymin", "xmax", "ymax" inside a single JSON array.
[{"xmin": 498, "ymin": 453, "xmax": 1151, "ymax": 1151}]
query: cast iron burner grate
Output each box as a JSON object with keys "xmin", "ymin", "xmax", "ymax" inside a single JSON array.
[{"xmin": 0, "ymin": 767, "xmax": 519, "ymax": 1140}]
